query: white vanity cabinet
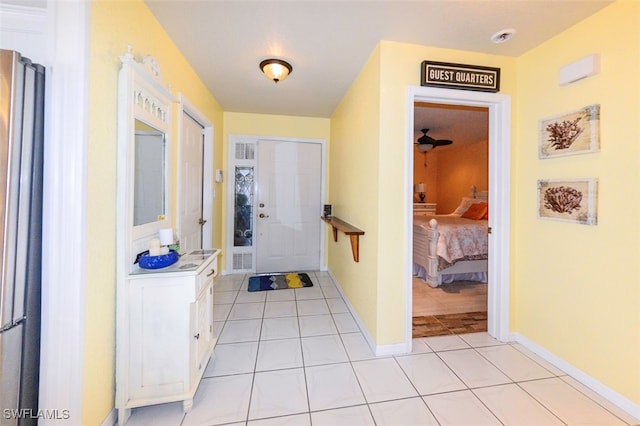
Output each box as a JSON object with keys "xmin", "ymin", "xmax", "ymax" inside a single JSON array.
[{"xmin": 117, "ymin": 249, "xmax": 220, "ymax": 421}]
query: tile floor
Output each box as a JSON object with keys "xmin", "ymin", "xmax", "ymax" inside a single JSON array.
[{"xmin": 126, "ymin": 272, "xmax": 639, "ymax": 426}]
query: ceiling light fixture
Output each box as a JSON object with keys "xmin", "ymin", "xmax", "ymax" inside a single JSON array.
[
  {"xmin": 491, "ymin": 29, "xmax": 516, "ymax": 44},
  {"xmin": 260, "ymin": 58, "xmax": 292, "ymax": 83}
]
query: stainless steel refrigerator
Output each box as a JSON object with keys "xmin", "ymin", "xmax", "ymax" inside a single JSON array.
[{"xmin": 0, "ymin": 49, "xmax": 45, "ymax": 425}]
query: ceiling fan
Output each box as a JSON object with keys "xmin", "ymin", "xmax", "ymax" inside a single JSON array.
[{"xmin": 415, "ymin": 128, "xmax": 453, "ymax": 152}]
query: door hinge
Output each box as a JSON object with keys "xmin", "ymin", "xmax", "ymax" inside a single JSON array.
[{"xmin": 488, "ymin": 227, "xmax": 492, "ymax": 234}]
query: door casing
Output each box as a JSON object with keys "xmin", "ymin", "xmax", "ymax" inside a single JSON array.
[{"xmin": 405, "ymin": 86, "xmax": 511, "ymax": 347}]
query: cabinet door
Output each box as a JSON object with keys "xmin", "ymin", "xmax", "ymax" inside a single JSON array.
[{"xmin": 191, "ymin": 282, "xmax": 214, "ymax": 385}]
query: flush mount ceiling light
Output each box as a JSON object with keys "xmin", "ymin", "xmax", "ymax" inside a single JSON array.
[
  {"xmin": 491, "ymin": 28, "xmax": 516, "ymax": 44},
  {"xmin": 260, "ymin": 58, "xmax": 292, "ymax": 83}
]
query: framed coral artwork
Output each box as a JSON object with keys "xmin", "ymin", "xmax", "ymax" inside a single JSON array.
[
  {"xmin": 537, "ymin": 178, "xmax": 598, "ymax": 225},
  {"xmin": 539, "ymin": 104, "xmax": 600, "ymax": 158}
]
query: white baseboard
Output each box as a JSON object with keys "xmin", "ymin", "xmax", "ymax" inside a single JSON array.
[
  {"xmin": 327, "ymin": 269, "xmax": 410, "ymax": 357},
  {"xmin": 513, "ymin": 332, "xmax": 640, "ymax": 422},
  {"xmin": 101, "ymin": 409, "xmax": 116, "ymax": 426}
]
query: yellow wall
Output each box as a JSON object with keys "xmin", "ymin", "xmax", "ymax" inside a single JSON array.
[
  {"xmin": 330, "ymin": 41, "xmax": 515, "ymax": 344},
  {"xmin": 513, "ymin": 0, "xmax": 640, "ymax": 404},
  {"xmin": 86, "ymin": 0, "xmax": 223, "ymax": 423},
  {"xmin": 330, "ymin": 46, "xmax": 382, "ymax": 337}
]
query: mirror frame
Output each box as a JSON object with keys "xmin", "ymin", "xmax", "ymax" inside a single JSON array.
[{"xmin": 117, "ymin": 49, "xmax": 175, "ymax": 269}]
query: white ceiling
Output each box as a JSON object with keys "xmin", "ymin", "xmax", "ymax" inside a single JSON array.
[{"xmin": 145, "ymin": 0, "xmax": 612, "ymax": 122}]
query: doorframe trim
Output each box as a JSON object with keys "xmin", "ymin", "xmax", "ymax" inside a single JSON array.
[
  {"xmin": 177, "ymin": 94, "xmax": 213, "ymax": 249},
  {"xmin": 405, "ymin": 86, "xmax": 512, "ymax": 346},
  {"xmin": 225, "ymin": 134, "xmax": 327, "ymax": 274}
]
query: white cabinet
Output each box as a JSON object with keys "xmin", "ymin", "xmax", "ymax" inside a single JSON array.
[
  {"xmin": 116, "ymin": 249, "xmax": 220, "ymax": 424},
  {"xmin": 413, "ymin": 203, "xmax": 437, "ymax": 215}
]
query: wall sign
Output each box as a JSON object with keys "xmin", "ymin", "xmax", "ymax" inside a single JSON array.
[{"xmin": 421, "ymin": 61, "xmax": 500, "ymax": 93}]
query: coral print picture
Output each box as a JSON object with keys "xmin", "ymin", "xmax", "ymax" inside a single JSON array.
[
  {"xmin": 539, "ymin": 104, "xmax": 600, "ymax": 158},
  {"xmin": 537, "ymin": 179, "xmax": 598, "ymax": 225}
]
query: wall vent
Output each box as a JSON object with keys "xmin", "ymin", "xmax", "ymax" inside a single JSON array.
[
  {"xmin": 232, "ymin": 252, "xmax": 253, "ymax": 270},
  {"xmin": 235, "ymin": 143, "xmax": 255, "ymax": 160}
]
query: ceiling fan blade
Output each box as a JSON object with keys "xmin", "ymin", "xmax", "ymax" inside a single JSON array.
[{"xmin": 433, "ymin": 139, "xmax": 453, "ymax": 146}]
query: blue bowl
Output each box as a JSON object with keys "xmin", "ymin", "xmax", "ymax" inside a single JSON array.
[{"xmin": 138, "ymin": 249, "xmax": 179, "ymax": 270}]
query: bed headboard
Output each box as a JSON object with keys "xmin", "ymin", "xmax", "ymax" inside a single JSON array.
[{"xmin": 469, "ymin": 185, "xmax": 489, "ymax": 201}]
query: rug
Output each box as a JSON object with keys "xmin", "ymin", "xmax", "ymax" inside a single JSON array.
[
  {"xmin": 248, "ymin": 272, "xmax": 314, "ymax": 292},
  {"xmin": 412, "ymin": 311, "xmax": 487, "ymax": 338}
]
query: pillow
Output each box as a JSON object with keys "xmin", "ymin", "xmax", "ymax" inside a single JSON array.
[
  {"xmin": 461, "ymin": 202, "xmax": 488, "ymax": 220},
  {"xmin": 451, "ymin": 197, "xmax": 478, "ymax": 216}
]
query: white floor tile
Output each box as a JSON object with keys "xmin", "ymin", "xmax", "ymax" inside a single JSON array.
[
  {"xmin": 341, "ymin": 332, "xmax": 376, "ymax": 361},
  {"xmin": 352, "ymin": 358, "xmax": 418, "ymax": 403},
  {"xmin": 260, "ymin": 317, "xmax": 300, "ymax": 340},
  {"xmin": 265, "ymin": 288, "xmax": 296, "ymax": 302},
  {"xmin": 182, "ymin": 374, "xmax": 253, "ymax": 425},
  {"xmin": 326, "ymin": 297, "xmax": 349, "ymax": 313},
  {"xmin": 204, "ymin": 341, "xmax": 259, "ymax": 377},
  {"xmin": 423, "ymin": 390, "xmax": 502, "ymax": 426},
  {"xmin": 215, "ymin": 279, "xmax": 243, "ymax": 292},
  {"xmin": 320, "ymin": 285, "xmax": 341, "ymax": 298},
  {"xmin": 560, "ymin": 376, "xmax": 640, "ymax": 425},
  {"xmin": 248, "ymin": 368, "xmax": 309, "ymax": 420},
  {"xmin": 213, "ymin": 304, "xmax": 232, "ymax": 321},
  {"xmin": 263, "ymin": 300, "xmax": 297, "ymax": 318},
  {"xmin": 310, "ymin": 405, "xmax": 375, "ymax": 426},
  {"xmin": 473, "ymin": 383, "xmax": 565, "ymax": 425},
  {"xmin": 332, "ymin": 312, "xmax": 360, "ymax": 333},
  {"xmin": 256, "ymin": 338, "xmax": 303, "ymax": 371},
  {"xmin": 294, "ymin": 286, "xmax": 325, "ymax": 300},
  {"xmin": 213, "ymin": 291, "xmax": 238, "ymax": 305},
  {"xmin": 519, "ymin": 378, "xmax": 629, "ymax": 425},
  {"xmin": 217, "ymin": 319, "xmax": 262, "ymax": 344},
  {"xmin": 247, "ymin": 413, "xmax": 311, "ymax": 426},
  {"xmin": 459, "ymin": 332, "xmax": 503, "ymax": 348},
  {"xmin": 298, "ymin": 314, "xmax": 338, "ymax": 337},
  {"xmin": 476, "ymin": 344, "xmax": 555, "ymax": 382},
  {"xmin": 395, "ymin": 353, "xmax": 466, "ymax": 396},
  {"xmin": 438, "ymin": 349, "xmax": 511, "ymax": 388},
  {"xmin": 236, "ymin": 290, "xmax": 267, "ymax": 304},
  {"xmin": 301, "ymin": 334, "xmax": 349, "ymax": 366},
  {"xmin": 369, "ymin": 397, "xmax": 440, "ymax": 426},
  {"xmin": 228, "ymin": 302, "xmax": 265, "ymax": 320},
  {"xmin": 296, "ymin": 299, "xmax": 330, "ymax": 316},
  {"xmin": 423, "ymin": 334, "xmax": 470, "ymax": 352},
  {"xmin": 127, "ymin": 402, "xmax": 185, "ymax": 426},
  {"xmin": 305, "ymin": 363, "xmax": 366, "ymax": 411},
  {"xmin": 510, "ymin": 343, "xmax": 566, "ymax": 376},
  {"xmin": 405, "ymin": 338, "xmax": 434, "ymax": 354}
]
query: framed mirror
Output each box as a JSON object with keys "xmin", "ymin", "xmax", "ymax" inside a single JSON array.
[{"xmin": 116, "ymin": 49, "xmax": 175, "ymax": 267}]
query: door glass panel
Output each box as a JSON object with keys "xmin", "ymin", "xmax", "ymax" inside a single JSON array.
[{"xmin": 234, "ymin": 166, "xmax": 254, "ymax": 247}]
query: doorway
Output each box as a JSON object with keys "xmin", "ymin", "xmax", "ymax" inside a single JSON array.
[
  {"xmin": 412, "ymin": 102, "xmax": 489, "ymax": 331},
  {"xmin": 226, "ymin": 135, "xmax": 327, "ymax": 274},
  {"xmin": 178, "ymin": 95, "xmax": 213, "ymax": 252},
  {"xmin": 405, "ymin": 87, "xmax": 511, "ymax": 346},
  {"xmin": 255, "ymin": 140, "xmax": 322, "ymax": 273}
]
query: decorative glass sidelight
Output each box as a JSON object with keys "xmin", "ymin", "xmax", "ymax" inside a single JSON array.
[{"xmin": 234, "ymin": 166, "xmax": 254, "ymax": 246}]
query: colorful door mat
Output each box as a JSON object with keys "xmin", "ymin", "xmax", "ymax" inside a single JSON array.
[{"xmin": 248, "ymin": 272, "xmax": 313, "ymax": 292}]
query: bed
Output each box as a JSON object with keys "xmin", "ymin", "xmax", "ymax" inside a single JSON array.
[{"xmin": 413, "ymin": 187, "xmax": 489, "ymax": 288}]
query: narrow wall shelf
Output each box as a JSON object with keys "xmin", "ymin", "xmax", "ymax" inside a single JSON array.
[{"xmin": 321, "ymin": 216, "xmax": 365, "ymax": 262}]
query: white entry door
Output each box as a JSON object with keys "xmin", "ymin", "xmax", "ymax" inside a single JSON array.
[
  {"xmin": 179, "ymin": 112, "xmax": 204, "ymax": 251},
  {"xmin": 255, "ymin": 140, "xmax": 322, "ymax": 273}
]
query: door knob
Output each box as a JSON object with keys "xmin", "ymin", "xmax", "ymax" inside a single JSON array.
[{"xmin": 259, "ymin": 213, "xmax": 269, "ymax": 218}]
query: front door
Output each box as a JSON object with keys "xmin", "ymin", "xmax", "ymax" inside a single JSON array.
[
  {"xmin": 179, "ymin": 112, "xmax": 204, "ymax": 251},
  {"xmin": 255, "ymin": 140, "xmax": 321, "ymax": 273}
]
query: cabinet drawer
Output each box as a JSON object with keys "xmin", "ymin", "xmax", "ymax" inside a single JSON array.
[{"xmin": 196, "ymin": 261, "xmax": 218, "ymax": 295}]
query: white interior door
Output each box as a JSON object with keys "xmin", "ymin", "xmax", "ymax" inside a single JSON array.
[
  {"xmin": 255, "ymin": 140, "xmax": 321, "ymax": 273},
  {"xmin": 179, "ymin": 112, "xmax": 204, "ymax": 251}
]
